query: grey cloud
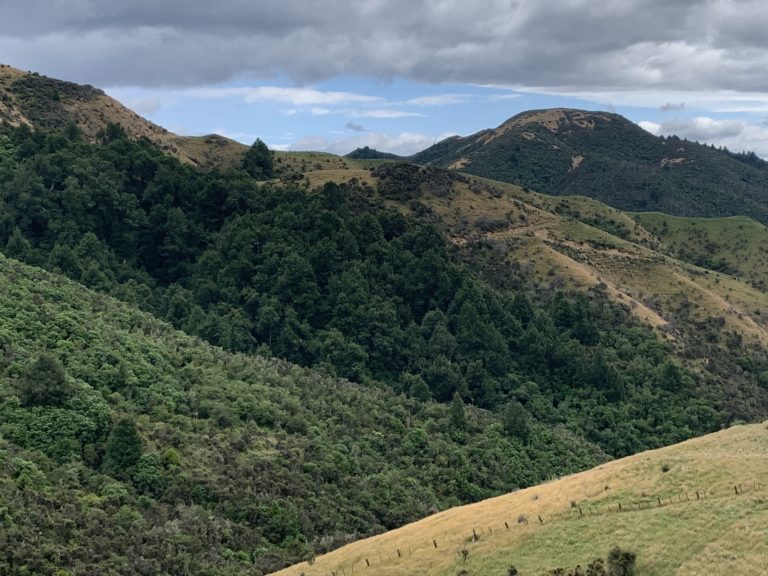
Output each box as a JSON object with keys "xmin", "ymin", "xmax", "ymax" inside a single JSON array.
[
  {"xmin": 3, "ymin": 0, "xmax": 768, "ymax": 93},
  {"xmin": 661, "ymin": 103, "xmax": 686, "ymax": 112},
  {"xmin": 345, "ymin": 122, "xmax": 366, "ymax": 132}
]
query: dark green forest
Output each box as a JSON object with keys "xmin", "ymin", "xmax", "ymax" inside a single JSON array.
[{"xmin": 0, "ymin": 122, "xmax": 753, "ymax": 574}]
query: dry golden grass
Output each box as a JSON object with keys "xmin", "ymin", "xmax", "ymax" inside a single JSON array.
[
  {"xmin": 273, "ymin": 422, "xmax": 768, "ymax": 576},
  {"xmin": 64, "ymin": 92, "xmax": 248, "ymax": 167},
  {"xmin": 0, "ymin": 64, "xmax": 247, "ymax": 167},
  {"xmin": 0, "ymin": 64, "xmax": 31, "ymax": 127},
  {"xmin": 275, "ymin": 151, "xmax": 357, "ymax": 174},
  {"xmin": 412, "ymin": 177, "xmax": 768, "ymax": 346}
]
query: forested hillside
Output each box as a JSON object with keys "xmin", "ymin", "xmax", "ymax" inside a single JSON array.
[
  {"xmin": 0, "ymin": 252, "xmax": 608, "ymax": 575},
  {"xmin": 0, "ymin": 120, "xmax": 760, "ymax": 574},
  {"xmin": 412, "ymin": 108, "xmax": 768, "ymax": 224},
  {"xmin": 0, "ymin": 123, "xmax": 729, "ymax": 451}
]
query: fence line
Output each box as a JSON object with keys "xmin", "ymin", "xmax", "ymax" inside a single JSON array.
[{"xmin": 311, "ymin": 481, "xmax": 765, "ymax": 576}]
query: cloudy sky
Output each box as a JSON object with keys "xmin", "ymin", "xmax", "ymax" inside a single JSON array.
[{"xmin": 3, "ymin": 0, "xmax": 768, "ymax": 156}]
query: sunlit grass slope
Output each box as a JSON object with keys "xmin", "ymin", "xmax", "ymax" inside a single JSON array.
[
  {"xmin": 633, "ymin": 212, "xmax": 768, "ymax": 290},
  {"xmin": 274, "ymin": 421, "xmax": 768, "ymax": 576}
]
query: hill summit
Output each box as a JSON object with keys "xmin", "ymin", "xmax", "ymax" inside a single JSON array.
[
  {"xmin": 0, "ymin": 63, "xmax": 246, "ymax": 166},
  {"xmin": 412, "ymin": 107, "xmax": 768, "ymax": 225}
]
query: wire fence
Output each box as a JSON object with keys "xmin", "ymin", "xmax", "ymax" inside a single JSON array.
[{"xmin": 306, "ymin": 481, "xmax": 767, "ymax": 576}]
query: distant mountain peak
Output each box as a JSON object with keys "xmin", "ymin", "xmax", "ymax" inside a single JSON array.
[{"xmin": 344, "ymin": 146, "xmax": 401, "ymax": 160}]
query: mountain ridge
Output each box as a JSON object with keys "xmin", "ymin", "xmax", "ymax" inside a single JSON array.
[
  {"xmin": 412, "ymin": 108, "xmax": 768, "ymax": 225},
  {"xmin": 0, "ymin": 63, "xmax": 247, "ymax": 167},
  {"xmin": 3, "ymin": 64, "xmax": 768, "ymax": 575}
]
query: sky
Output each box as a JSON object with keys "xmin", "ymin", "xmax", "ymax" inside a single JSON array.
[{"xmin": 3, "ymin": 0, "xmax": 768, "ymax": 156}]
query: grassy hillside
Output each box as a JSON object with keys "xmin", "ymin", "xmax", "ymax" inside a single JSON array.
[
  {"xmin": 425, "ymin": 177, "xmax": 768, "ymax": 419},
  {"xmin": 446, "ymin": 181, "xmax": 768, "ymax": 344},
  {"xmin": 274, "ymin": 421, "xmax": 768, "ymax": 576},
  {"xmin": 411, "ymin": 108, "xmax": 768, "ymax": 225},
  {"xmin": 633, "ymin": 212, "xmax": 768, "ymax": 291}
]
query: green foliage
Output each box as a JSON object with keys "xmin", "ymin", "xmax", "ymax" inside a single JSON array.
[
  {"xmin": 606, "ymin": 546, "xmax": 636, "ymax": 576},
  {"xmin": 449, "ymin": 392, "xmax": 467, "ymax": 431},
  {"xmin": 242, "ymin": 137, "xmax": 274, "ymax": 179},
  {"xmin": 0, "ymin": 121, "xmax": 750, "ymax": 573},
  {"xmin": 503, "ymin": 401, "xmax": 530, "ymax": 441},
  {"xmin": 546, "ymin": 549, "xmax": 634, "ymax": 576},
  {"xmin": 345, "ymin": 146, "xmax": 401, "ymax": 160},
  {"xmin": 103, "ymin": 417, "xmax": 143, "ymax": 476},
  {"xmin": 19, "ymin": 353, "xmax": 72, "ymax": 407},
  {"xmin": 0, "ymin": 252, "xmax": 604, "ymax": 574}
]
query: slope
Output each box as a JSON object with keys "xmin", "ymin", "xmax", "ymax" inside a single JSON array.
[
  {"xmin": 632, "ymin": 212, "xmax": 768, "ymax": 291},
  {"xmin": 0, "ymin": 63, "xmax": 247, "ymax": 167},
  {"xmin": 273, "ymin": 421, "xmax": 768, "ymax": 576},
  {"xmin": 0, "ymin": 250, "xmax": 609, "ymax": 575},
  {"xmin": 303, "ymin": 163, "xmax": 768, "ymax": 421},
  {"xmin": 411, "ymin": 108, "xmax": 768, "ymax": 225}
]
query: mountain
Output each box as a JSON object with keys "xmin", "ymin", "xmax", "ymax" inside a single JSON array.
[
  {"xmin": 273, "ymin": 420, "xmax": 768, "ymax": 576},
  {"xmin": 411, "ymin": 108, "xmax": 768, "ymax": 225},
  {"xmin": 345, "ymin": 146, "xmax": 402, "ymax": 160},
  {"xmin": 296, "ymin": 162, "xmax": 768, "ymax": 421},
  {"xmin": 0, "ymin": 63, "xmax": 247, "ymax": 167}
]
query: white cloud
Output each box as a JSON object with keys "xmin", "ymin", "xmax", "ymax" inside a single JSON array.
[
  {"xmin": 121, "ymin": 96, "xmax": 162, "ymax": 117},
  {"xmin": 486, "ymin": 92, "xmax": 523, "ymax": 101},
  {"xmin": 346, "ymin": 109, "xmax": 425, "ymax": 119},
  {"xmin": 638, "ymin": 121, "xmax": 661, "ymax": 135},
  {"xmin": 290, "ymin": 131, "xmax": 457, "ymax": 156},
  {"xmin": 192, "ymin": 86, "xmax": 381, "ymax": 106},
  {"xmin": 404, "ymin": 94, "xmax": 470, "ymax": 106},
  {"xmin": 640, "ymin": 116, "xmax": 768, "ymax": 158}
]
